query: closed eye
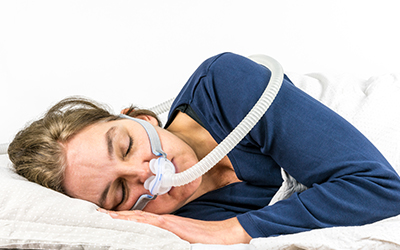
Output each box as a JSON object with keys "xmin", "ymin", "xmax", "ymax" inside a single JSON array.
[
  {"xmin": 115, "ymin": 180, "xmax": 127, "ymax": 210},
  {"xmin": 124, "ymin": 135, "xmax": 133, "ymax": 158}
]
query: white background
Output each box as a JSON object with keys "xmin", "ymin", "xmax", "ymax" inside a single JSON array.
[{"xmin": 1, "ymin": 0, "xmax": 399, "ymax": 143}]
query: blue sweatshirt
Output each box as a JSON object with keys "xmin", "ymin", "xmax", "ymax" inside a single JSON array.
[{"xmin": 166, "ymin": 53, "xmax": 400, "ymax": 238}]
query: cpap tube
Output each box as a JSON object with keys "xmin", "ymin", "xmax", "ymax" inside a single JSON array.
[
  {"xmin": 149, "ymin": 98, "xmax": 175, "ymax": 116},
  {"xmin": 150, "ymin": 55, "xmax": 284, "ymax": 189}
]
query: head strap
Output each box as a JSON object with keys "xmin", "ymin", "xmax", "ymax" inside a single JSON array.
[{"xmin": 119, "ymin": 114, "xmax": 166, "ymax": 158}]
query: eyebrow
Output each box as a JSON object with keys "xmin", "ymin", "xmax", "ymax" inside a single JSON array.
[
  {"xmin": 99, "ymin": 182, "xmax": 111, "ymax": 208},
  {"xmin": 106, "ymin": 126, "xmax": 117, "ymax": 160},
  {"xmin": 99, "ymin": 126, "xmax": 117, "ymax": 208}
]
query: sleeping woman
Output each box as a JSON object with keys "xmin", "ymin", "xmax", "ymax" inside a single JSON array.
[{"xmin": 8, "ymin": 52, "xmax": 400, "ymax": 244}]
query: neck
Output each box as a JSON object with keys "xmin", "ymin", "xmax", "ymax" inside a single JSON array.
[
  {"xmin": 167, "ymin": 113, "xmax": 214, "ymax": 161},
  {"xmin": 167, "ymin": 112, "xmax": 241, "ymax": 203}
]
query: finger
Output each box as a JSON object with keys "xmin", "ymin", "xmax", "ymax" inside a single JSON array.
[
  {"xmin": 97, "ymin": 208, "xmax": 140, "ymax": 216},
  {"xmin": 97, "ymin": 208, "xmax": 160, "ymax": 224}
]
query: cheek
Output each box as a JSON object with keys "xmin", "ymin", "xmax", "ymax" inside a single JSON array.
[{"xmin": 173, "ymin": 151, "xmax": 199, "ymax": 176}]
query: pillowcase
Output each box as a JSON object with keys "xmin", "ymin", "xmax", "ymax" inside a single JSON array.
[{"xmin": 0, "ymin": 154, "xmax": 190, "ymax": 250}]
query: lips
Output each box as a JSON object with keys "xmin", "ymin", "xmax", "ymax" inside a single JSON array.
[
  {"xmin": 168, "ymin": 186, "xmax": 174, "ymax": 195},
  {"xmin": 171, "ymin": 158, "xmax": 179, "ymax": 174}
]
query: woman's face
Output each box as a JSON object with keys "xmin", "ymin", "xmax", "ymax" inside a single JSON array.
[{"xmin": 62, "ymin": 116, "xmax": 201, "ymax": 214}]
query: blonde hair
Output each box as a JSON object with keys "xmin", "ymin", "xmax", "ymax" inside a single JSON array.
[{"xmin": 8, "ymin": 97, "xmax": 161, "ymax": 194}]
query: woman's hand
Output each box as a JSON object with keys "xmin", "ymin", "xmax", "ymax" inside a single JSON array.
[{"xmin": 98, "ymin": 208, "xmax": 252, "ymax": 244}]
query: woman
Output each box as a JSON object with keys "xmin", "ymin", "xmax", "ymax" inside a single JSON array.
[{"xmin": 8, "ymin": 52, "xmax": 400, "ymax": 244}]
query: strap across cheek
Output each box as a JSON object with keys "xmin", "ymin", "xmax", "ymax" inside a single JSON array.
[
  {"xmin": 119, "ymin": 114, "xmax": 175, "ymax": 210},
  {"xmin": 130, "ymin": 194, "xmax": 157, "ymax": 211},
  {"xmin": 119, "ymin": 114, "xmax": 166, "ymax": 157}
]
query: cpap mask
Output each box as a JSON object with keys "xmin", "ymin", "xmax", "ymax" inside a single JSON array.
[
  {"xmin": 119, "ymin": 114, "xmax": 176, "ymax": 210},
  {"xmin": 120, "ymin": 54, "xmax": 285, "ymax": 210}
]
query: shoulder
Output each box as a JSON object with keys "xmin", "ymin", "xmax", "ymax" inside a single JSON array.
[
  {"xmin": 189, "ymin": 52, "xmax": 258, "ymax": 81},
  {"xmin": 167, "ymin": 53, "xmax": 246, "ymax": 112}
]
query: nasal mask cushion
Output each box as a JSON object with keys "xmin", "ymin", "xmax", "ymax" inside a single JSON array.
[
  {"xmin": 119, "ymin": 114, "xmax": 175, "ymax": 210},
  {"xmin": 144, "ymin": 157, "xmax": 175, "ymax": 195}
]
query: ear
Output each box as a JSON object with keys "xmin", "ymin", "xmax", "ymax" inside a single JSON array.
[
  {"xmin": 135, "ymin": 115, "xmax": 159, "ymax": 127},
  {"xmin": 120, "ymin": 108, "xmax": 131, "ymax": 115}
]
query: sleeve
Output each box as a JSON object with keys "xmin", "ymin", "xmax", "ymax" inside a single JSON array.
[{"xmin": 192, "ymin": 53, "xmax": 400, "ymax": 237}]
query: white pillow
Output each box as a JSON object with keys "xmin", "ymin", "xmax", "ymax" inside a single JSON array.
[{"xmin": 0, "ymin": 154, "xmax": 190, "ymax": 250}]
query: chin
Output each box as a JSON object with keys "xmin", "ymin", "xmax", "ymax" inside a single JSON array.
[{"xmin": 143, "ymin": 192, "xmax": 180, "ymax": 214}]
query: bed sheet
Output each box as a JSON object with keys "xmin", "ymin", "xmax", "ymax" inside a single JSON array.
[
  {"xmin": 251, "ymin": 214, "xmax": 400, "ymax": 249},
  {"xmin": 1, "ymin": 72, "xmax": 400, "ymax": 250}
]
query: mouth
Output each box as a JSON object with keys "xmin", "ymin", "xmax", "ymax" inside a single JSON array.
[
  {"xmin": 171, "ymin": 158, "xmax": 179, "ymax": 174},
  {"xmin": 168, "ymin": 186, "xmax": 174, "ymax": 195}
]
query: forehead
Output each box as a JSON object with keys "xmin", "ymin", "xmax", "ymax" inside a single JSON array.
[
  {"xmin": 62, "ymin": 120, "xmax": 116, "ymax": 199},
  {"xmin": 65, "ymin": 121, "xmax": 111, "ymax": 166}
]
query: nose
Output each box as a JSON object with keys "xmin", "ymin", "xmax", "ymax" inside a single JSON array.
[
  {"xmin": 136, "ymin": 161, "xmax": 155, "ymax": 184},
  {"xmin": 120, "ymin": 156, "xmax": 158, "ymax": 188}
]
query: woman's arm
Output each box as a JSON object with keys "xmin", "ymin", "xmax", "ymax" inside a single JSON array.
[{"xmin": 98, "ymin": 208, "xmax": 252, "ymax": 244}]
